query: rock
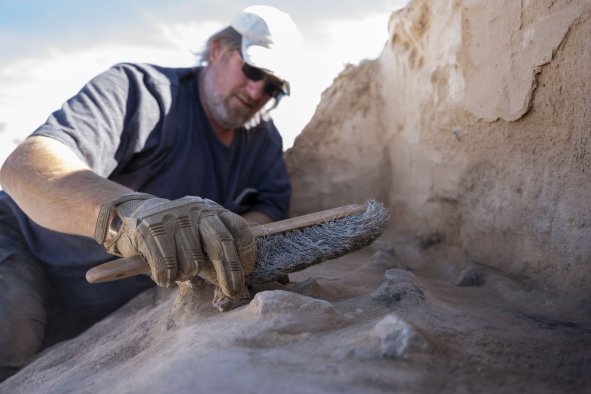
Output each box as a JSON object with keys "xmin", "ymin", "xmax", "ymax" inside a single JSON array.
[
  {"xmin": 371, "ymin": 269, "xmax": 425, "ymax": 304},
  {"xmin": 373, "ymin": 313, "xmax": 429, "ymax": 359},
  {"xmin": 237, "ymin": 290, "xmax": 348, "ymax": 346},
  {"xmin": 454, "ymin": 267, "xmax": 483, "ymax": 287},
  {"xmin": 383, "ymin": 269, "xmax": 415, "ymax": 283},
  {"xmin": 291, "ymin": 277, "xmax": 324, "ymax": 297},
  {"xmin": 248, "ymin": 291, "xmax": 346, "ymax": 328}
]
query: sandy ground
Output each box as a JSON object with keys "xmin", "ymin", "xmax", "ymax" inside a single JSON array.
[{"xmin": 2, "ymin": 227, "xmax": 589, "ymax": 394}]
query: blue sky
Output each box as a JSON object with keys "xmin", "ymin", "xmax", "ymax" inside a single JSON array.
[
  {"xmin": 0, "ymin": 0, "xmax": 408, "ymax": 157},
  {"xmin": 0, "ymin": 1, "xmax": 402, "ymax": 59}
]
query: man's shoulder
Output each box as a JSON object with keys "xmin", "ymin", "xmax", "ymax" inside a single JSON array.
[{"xmin": 107, "ymin": 63, "xmax": 198, "ymax": 88}]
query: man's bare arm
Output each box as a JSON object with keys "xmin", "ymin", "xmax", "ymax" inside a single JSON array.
[{"xmin": 0, "ymin": 136, "xmax": 132, "ymax": 237}]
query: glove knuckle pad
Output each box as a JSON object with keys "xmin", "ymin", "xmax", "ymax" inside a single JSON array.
[
  {"xmin": 199, "ymin": 213, "xmax": 246, "ymax": 297},
  {"xmin": 218, "ymin": 211, "xmax": 257, "ymax": 275}
]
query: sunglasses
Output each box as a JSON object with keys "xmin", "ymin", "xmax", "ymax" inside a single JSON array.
[{"xmin": 241, "ymin": 62, "xmax": 289, "ymax": 98}]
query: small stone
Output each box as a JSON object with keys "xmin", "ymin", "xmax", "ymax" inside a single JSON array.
[
  {"xmin": 212, "ymin": 287, "xmax": 252, "ymax": 312},
  {"xmin": 371, "ymin": 269, "xmax": 425, "ymax": 304},
  {"xmin": 383, "ymin": 268, "xmax": 415, "ymax": 283},
  {"xmin": 454, "ymin": 267, "xmax": 483, "ymax": 287},
  {"xmin": 244, "ymin": 290, "xmax": 347, "ymax": 333},
  {"xmin": 373, "ymin": 313, "xmax": 429, "ymax": 359},
  {"xmin": 292, "ymin": 277, "xmax": 322, "ymax": 295}
]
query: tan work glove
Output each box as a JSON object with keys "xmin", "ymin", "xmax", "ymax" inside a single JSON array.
[{"xmin": 94, "ymin": 193, "xmax": 256, "ymax": 299}]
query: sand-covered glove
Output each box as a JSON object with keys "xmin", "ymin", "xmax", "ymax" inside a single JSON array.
[{"xmin": 94, "ymin": 193, "xmax": 256, "ymax": 298}]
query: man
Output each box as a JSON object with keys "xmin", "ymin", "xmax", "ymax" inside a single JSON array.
[{"xmin": 0, "ymin": 5, "xmax": 302, "ymax": 381}]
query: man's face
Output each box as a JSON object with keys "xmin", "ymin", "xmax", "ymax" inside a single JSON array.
[{"xmin": 201, "ymin": 43, "xmax": 278, "ymax": 130}]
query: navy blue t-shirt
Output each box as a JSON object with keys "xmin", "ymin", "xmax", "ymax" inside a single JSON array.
[{"xmin": 1, "ymin": 63, "xmax": 291, "ymax": 310}]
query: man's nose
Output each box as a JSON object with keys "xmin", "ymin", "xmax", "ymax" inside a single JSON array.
[{"xmin": 245, "ymin": 79, "xmax": 266, "ymax": 101}]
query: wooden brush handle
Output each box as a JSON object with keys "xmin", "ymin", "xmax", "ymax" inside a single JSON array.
[{"xmin": 86, "ymin": 204, "xmax": 364, "ymax": 284}]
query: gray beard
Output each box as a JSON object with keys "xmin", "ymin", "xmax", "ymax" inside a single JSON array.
[{"xmin": 201, "ymin": 68, "xmax": 256, "ymax": 130}]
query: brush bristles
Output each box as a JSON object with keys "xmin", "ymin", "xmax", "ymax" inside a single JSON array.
[{"xmin": 250, "ymin": 200, "xmax": 389, "ymax": 284}]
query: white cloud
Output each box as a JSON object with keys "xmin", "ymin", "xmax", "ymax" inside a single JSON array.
[
  {"xmin": 0, "ymin": 20, "xmax": 217, "ymax": 166},
  {"xmin": 0, "ymin": 8, "xmax": 397, "ymax": 167},
  {"xmin": 273, "ymin": 12, "xmax": 391, "ymax": 147}
]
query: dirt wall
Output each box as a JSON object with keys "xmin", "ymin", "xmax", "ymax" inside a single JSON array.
[{"xmin": 285, "ymin": 0, "xmax": 591, "ymax": 296}]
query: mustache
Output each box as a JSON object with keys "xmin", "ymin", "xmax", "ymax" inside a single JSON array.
[{"xmin": 235, "ymin": 94, "xmax": 256, "ymax": 108}]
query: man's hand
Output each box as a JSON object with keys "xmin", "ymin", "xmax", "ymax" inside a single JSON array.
[{"xmin": 95, "ymin": 194, "xmax": 256, "ymax": 299}]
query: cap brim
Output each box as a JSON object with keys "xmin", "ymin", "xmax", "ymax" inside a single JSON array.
[{"xmin": 241, "ymin": 40, "xmax": 290, "ymax": 95}]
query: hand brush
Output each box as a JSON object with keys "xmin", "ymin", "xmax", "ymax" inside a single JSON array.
[{"xmin": 86, "ymin": 200, "xmax": 389, "ymax": 284}]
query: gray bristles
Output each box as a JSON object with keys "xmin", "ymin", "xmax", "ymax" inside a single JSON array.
[{"xmin": 250, "ymin": 200, "xmax": 389, "ymax": 284}]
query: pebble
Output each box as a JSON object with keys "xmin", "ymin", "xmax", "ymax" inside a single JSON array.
[
  {"xmin": 454, "ymin": 267, "xmax": 483, "ymax": 287},
  {"xmin": 244, "ymin": 290, "xmax": 347, "ymax": 333},
  {"xmin": 373, "ymin": 313, "xmax": 429, "ymax": 359},
  {"xmin": 371, "ymin": 269, "xmax": 425, "ymax": 304}
]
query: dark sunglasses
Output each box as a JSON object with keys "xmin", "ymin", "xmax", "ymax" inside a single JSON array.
[{"xmin": 241, "ymin": 62, "xmax": 289, "ymax": 98}]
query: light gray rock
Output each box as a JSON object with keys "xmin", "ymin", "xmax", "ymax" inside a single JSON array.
[
  {"xmin": 383, "ymin": 268, "xmax": 415, "ymax": 283},
  {"xmin": 373, "ymin": 313, "xmax": 429, "ymax": 359},
  {"xmin": 247, "ymin": 290, "xmax": 346, "ymax": 329},
  {"xmin": 235, "ymin": 290, "xmax": 349, "ymax": 347}
]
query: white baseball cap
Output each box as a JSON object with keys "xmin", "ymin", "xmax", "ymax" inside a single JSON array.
[{"xmin": 230, "ymin": 5, "xmax": 303, "ymax": 88}]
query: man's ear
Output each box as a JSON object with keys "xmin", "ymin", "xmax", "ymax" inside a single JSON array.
[{"xmin": 209, "ymin": 40, "xmax": 224, "ymax": 64}]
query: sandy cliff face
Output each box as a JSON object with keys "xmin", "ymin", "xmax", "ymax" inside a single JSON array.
[{"xmin": 286, "ymin": 0, "xmax": 591, "ymax": 296}]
